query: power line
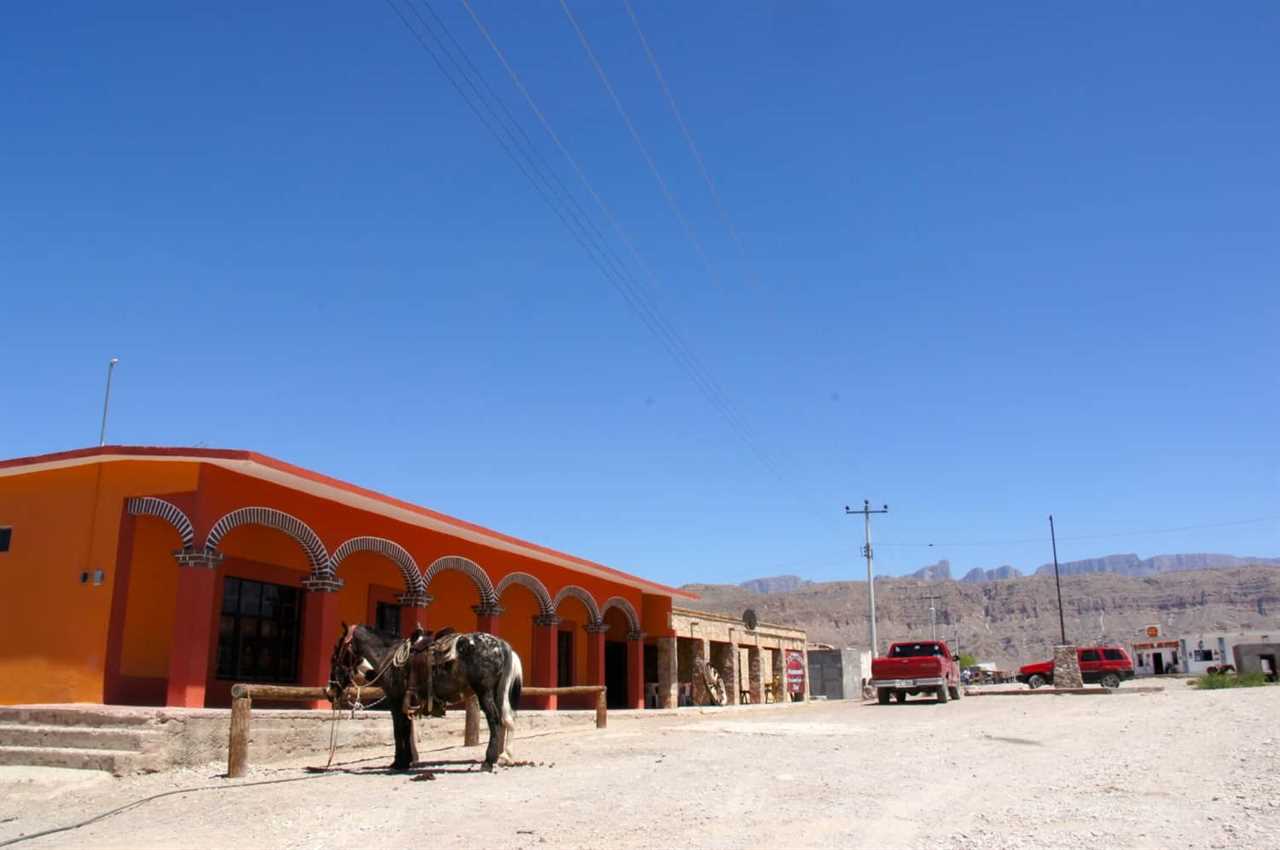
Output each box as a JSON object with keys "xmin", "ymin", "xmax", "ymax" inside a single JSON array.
[
  {"xmin": 448, "ymin": 0, "xmax": 813, "ymax": 489},
  {"xmin": 383, "ymin": 0, "xmax": 791, "ymax": 487},
  {"xmin": 622, "ymin": 0, "xmax": 758, "ymax": 288},
  {"xmin": 556, "ymin": 0, "xmax": 720, "ymax": 287}
]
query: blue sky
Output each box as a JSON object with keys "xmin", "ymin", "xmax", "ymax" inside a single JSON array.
[{"xmin": 3, "ymin": 2, "xmax": 1277, "ymax": 584}]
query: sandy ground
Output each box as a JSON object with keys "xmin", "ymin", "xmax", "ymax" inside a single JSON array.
[{"xmin": 1, "ymin": 684, "xmax": 1277, "ymax": 850}]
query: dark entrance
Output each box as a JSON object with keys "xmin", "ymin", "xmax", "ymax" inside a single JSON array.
[
  {"xmin": 1153, "ymin": 653, "xmax": 1165, "ymax": 675},
  {"xmin": 605, "ymin": 641, "xmax": 628, "ymax": 708}
]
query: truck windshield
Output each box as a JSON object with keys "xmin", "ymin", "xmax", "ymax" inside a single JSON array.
[{"xmin": 889, "ymin": 643, "xmax": 943, "ymax": 658}]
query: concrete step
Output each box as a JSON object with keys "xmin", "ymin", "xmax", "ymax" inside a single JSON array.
[
  {"xmin": 0, "ymin": 707, "xmax": 160, "ymax": 728},
  {"xmin": 0, "ymin": 745, "xmax": 154, "ymax": 775},
  {"xmin": 0, "ymin": 723, "xmax": 164, "ymax": 751}
]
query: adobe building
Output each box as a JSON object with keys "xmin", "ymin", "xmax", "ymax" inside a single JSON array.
[
  {"xmin": 667, "ymin": 608, "xmax": 808, "ymax": 705},
  {"xmin": 0, "ymin": 446, "xmax": 701, "ymax": 711}
]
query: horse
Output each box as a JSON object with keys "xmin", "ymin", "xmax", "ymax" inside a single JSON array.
[{"xmin": 327, "ymin": 622, "xmax": 523, "ymax": 772}]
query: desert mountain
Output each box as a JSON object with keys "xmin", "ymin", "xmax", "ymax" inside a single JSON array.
[
  {"xmin": 1032, "ymin": 552, "xmax": 1280, "ymax": 577},
  {"xmin": 690, "ymin": 564, "xmax": 1280, "ymax": 670}
]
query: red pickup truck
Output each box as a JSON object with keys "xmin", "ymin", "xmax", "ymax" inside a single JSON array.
[
  {"xmin": 1017, "ymin": 645, "xmax": 1135, "ymax": 689},
  {"xmin": 870, "ymin": 640, "xmax": 962, "ymax": 705}
]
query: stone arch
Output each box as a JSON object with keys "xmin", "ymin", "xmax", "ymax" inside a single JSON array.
[
  {"xmin": 329, "ymin": 536, "xmax": 425, "ymax": 597},
  {"xmin": 422, "ymin": 556, "xmax": 497, "ymax": 606},
  {"xmin": 494, "ymin": 572, "xmax": 554, "ymax": 616},
  {"xmin": 600, "ymin": 596, "xmax": 641, "ymax": 633},
  {"xmin": 125, "ymin": 497, "xmax": 195, "ymax": 550},
  {"xmin": 551, "ymin": 585, "xmax": 601, "ymax": 624},
  {"xmin": 204, "ymin": 506, "xmax": 329, "ymax": 575}
]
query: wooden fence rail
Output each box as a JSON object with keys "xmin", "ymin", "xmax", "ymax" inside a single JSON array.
[{"xmin": 226, "ymin": 683, "xmax": 607, "ymax": 779}]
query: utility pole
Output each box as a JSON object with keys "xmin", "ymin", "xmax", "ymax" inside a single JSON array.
[
  {"xmin": 99, "ymin": 357, "xmax": 120, "ymax": 446},
  {"xmin": 920, "ymin": 593, "xmax": 942, "ymax": 641},
  {"xmin": 845, "ymin": 500, "xmax": 888, "ymax": 656},
  {"xmin": 1049, "ymin": 514, "xmax": 1067, "ymax": 644}
]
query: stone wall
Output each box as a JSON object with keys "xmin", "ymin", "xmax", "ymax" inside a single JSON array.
[{"xmin": 1052, "ymin": 645, "xmax": 1084, "ymax": 688}]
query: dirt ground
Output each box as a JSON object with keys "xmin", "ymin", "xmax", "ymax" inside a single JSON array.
[{"xmin": 1, "ymin": 684, "xmax": 1277, "ymax": 850}]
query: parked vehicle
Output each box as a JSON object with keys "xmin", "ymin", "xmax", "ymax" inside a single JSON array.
[
  {"xmin": 1017, "ymin": 645, "xmax": 1135, "ymax": 689},
  {"xmin": 870, "ymin": 640, "xmax": 962, "ymax": 704}
]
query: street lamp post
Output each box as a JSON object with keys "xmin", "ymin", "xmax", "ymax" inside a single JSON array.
[{"xmin": 98, "ymin": 358, "xmax": 120, "ymax": 446}]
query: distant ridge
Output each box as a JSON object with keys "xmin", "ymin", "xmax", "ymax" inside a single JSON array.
[
  {"xmin": 1032, "ymin": 552, "xmax": 1280, "ymax": 578},
  {"xmin": 908, "ymin": 560, "xmax": 951, "ymax": 581},
  {"xmin": 961, "ymin": 564, "xmax": 1022, "ymax": 582},
  {"xmin": 738, "ymin": 574, "xmax": 811, "ymax": 594}
]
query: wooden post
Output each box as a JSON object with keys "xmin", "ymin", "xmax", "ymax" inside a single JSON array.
[
  {"xmin": 595, "ymin": 686, "xmax": 607, "ymax": 729},
  {"xmin": 227, "ymin": 694, "xmax": 251, "ymax": 778},
  {"xmin": 464, "ymin": 695, "xmax": 481, "ymax": 747}
]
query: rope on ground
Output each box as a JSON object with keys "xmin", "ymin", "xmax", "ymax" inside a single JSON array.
[{"xmin": 0, "ymin": 772, "xmax": 345, "ymax": 849}]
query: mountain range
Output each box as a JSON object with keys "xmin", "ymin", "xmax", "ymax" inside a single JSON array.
[
  {"xmin": 691, "ymin": 556, "xmax": 1280, "ymax": 668},
  {"xmin": 889, "ymin": 552, "xmax": 1280, "ymax": 583}
]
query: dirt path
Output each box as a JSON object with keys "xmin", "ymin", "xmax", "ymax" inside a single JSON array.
[{"xmin": 1, "ymin": 685, "xmax": 1277, "ymax": 849}]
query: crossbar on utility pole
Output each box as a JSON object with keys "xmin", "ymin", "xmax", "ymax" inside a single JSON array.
[
  {"xmin": 1049, "ymin": 514, "xmax": 1067, "ymax": 644},
  {"xmin": 845, "ymin": 500, "xmax": 888, "ymax": 656}
]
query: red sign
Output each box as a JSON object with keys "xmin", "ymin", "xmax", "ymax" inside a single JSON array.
[{"xmin": 785, "ymin": 651, "xmax": 805, "ymax": 694}]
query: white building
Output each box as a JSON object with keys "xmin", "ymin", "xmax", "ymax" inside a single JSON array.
[{"xmin": 1132, "ymin": 628, "xmax": 1277, "ymax": 676}]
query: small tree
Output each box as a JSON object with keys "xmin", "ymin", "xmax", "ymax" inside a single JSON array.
[{"xmin": 957, "ymin": 653, "xmax": 977, "ymax": 669}]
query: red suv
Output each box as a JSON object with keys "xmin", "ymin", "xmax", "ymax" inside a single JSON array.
[{"xmin": 1017, "ymin": 645, "xmax": 1134, "ymax": 689}]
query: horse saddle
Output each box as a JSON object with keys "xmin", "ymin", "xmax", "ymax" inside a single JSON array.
[{"xmin": 403, "ymin": 627, "xmax": 462, "ymax": 718}]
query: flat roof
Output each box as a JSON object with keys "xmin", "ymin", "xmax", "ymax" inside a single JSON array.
[{"xmin": 0, "ymin": 445, "xmax": 697, "ymax": 600}]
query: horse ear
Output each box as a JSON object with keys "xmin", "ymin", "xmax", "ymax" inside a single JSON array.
[{"xmin": 339, "ymin": 621, "xmax": 348, "ymax": 636}]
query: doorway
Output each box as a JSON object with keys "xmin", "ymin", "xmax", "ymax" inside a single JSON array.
[
  {"xmin": 1153, "ymin": 653, "xmax": 1165, "ymax": 675},
  {"xmin": 605, "ymin": 641, "xmax": 628, "ymax": 708}
]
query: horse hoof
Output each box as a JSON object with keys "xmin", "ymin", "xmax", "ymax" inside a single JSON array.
[
  {"xmin": 390, "ymin": 761, "xmax": 412, "ymax": 772},
  {"xmin": 481, "ymin": 761, "xmax": 496, "ymax": 773}
]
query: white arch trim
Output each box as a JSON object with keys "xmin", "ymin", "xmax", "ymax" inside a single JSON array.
[
  {"xmin": 126, "ymin": 497, "xmax": 196, "ymax": 550},
  {"xmin": 551, "ymin": 585, "xmax": 602, "ymax": 624},
  {"xmin": 495, "ymin": 572, "xmax": 554, "ymax": 615},
  {"xmin": 422, "ymin": 555, "xmax": 498, "ymax": 606},
  {"xmin": 329, "ymin": 536, "xmax": 425, "ymax": 596},
  {"xmin": 204, "ymin": 506, "xmax": 329, "ymax": 575},
  {"xmin": 600, "ymin": 596, "xmax": 641, "ymax": 632}
]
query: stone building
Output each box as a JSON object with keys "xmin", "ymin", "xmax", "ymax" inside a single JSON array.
[{"xmin": 655, "ymin": 608, "xmax": 808, "ymax": 707}]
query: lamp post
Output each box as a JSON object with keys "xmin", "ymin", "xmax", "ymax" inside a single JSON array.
[
  {"xmin": 846, "ymin": 500, "xmax": 889, "ymax": 656},
  {"xmin": 98, "ymin": 357, "xmax": 120, "ymax": 446}
]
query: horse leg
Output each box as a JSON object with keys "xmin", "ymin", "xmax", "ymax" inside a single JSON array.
[
  {"xmin": 390, "ymin": 708, "xmax": 413, "ymax": 771},
  {"xmin": 478, "ymin": 690, "xmax": 502, "ymax": 771}
]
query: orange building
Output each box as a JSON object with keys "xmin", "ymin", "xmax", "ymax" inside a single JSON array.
[{"xmin": 0, "ymin": 446, "xmax": 695, "ymax": 711}]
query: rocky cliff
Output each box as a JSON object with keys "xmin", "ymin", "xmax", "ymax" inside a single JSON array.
[{"xmin": 684, "ymin": 566, "xmax": 1280, "ymax": 669}]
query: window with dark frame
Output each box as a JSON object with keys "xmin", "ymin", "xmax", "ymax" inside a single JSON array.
[
  {"xmin": 216, "ymin": 577, "xmax": 300, "ymax": 682},
  {"xmin": 1103, "ymin": 649, "xmax": 1126, "ymax": 661},
  {"xmin": 1080, "ymin": 649, "xmax": 1101, "ymax": 662},
  {"xmin": 375, "ymin": 601, "xmax": 401, "ymax": 636},
  {"xmin": 0, "ymin": 527, "xmax": 11, "ymax": 552}
]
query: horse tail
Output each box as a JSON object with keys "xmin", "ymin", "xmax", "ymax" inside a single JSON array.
[{"xmin": 500, "ymin": 645, "xmax": 522, "ymax": 733}]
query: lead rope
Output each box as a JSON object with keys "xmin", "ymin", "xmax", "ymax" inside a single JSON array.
[{"xmin": 320, "ymin": 638, "xmax": 413, "ymax": 771}]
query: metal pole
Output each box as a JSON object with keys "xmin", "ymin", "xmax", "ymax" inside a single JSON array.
[
  {"xmin": 846, "ymin": 500, "xmax": 888, "ymax": 656},
  {"xmin": 1049, "ymin": 514, "xmax": 1067, "ymax": 644},
  {"xmin": 864, "ymin": 503, "xmax": 876, "ymax": 655},
  {"xmin": 98, "ymin": 357, "xmax": 120, "ymax": 446}
]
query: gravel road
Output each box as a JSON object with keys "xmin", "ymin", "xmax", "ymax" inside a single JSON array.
[{"xmin": 1, "ymin": 684, "xmax": 1277, "ymax": 849}]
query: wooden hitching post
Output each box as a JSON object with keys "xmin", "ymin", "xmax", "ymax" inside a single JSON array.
[
  {"xmin": 595, "ymin": 686, "xmax": 607, "ymax": 729},
  {"xmin": 228, "ymin": 690, "xmax": 251, "ymax": 778},
  {"xmin": 464, "ymin": 695, "xmax": 481, "ymax": 747}
]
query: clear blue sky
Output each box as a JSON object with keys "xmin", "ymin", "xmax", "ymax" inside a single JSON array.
[{"xmin": 3, "ymin": 2, "xmax": 1277, "ymax": 583}]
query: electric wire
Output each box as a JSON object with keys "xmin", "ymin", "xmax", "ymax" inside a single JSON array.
[
  {"xmin": 389, "ymin": 0, "xmax": 792, "ymax": 483},
  {"xmin": 621, "ymin": 0, "xmax": 758, "ymax": 288},
  {"xmin": 556, "ymin": 0, "xmax": 720, "ymax": 287}
]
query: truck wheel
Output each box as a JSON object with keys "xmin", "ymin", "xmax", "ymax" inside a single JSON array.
[
  {"xmin": 936, "ymin": 684, "xmax": 949, "ymax": 704},
  {"xmin": 1027, "ymin": 674, "xmax": 1046, "ymax": 690},
  {"xmin": 1101, "ymin": 673, "xmax": 1121, "ymax": 689},
  {"xmin": 949, "ymin": 684, "xmax": 962, "ymax": 700},
  {"xmin": 894, "ymin": 691, "xmax": 907, "ymax": 703},
  {"xmin": 878, "ymin": 688, "xmax": 890, "ymax": 705}
]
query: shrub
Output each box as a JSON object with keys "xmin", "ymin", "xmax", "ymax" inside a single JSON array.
[{"xmin": 1194, "ymin": 672, "xmax": 1272, "ymax": 689}]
